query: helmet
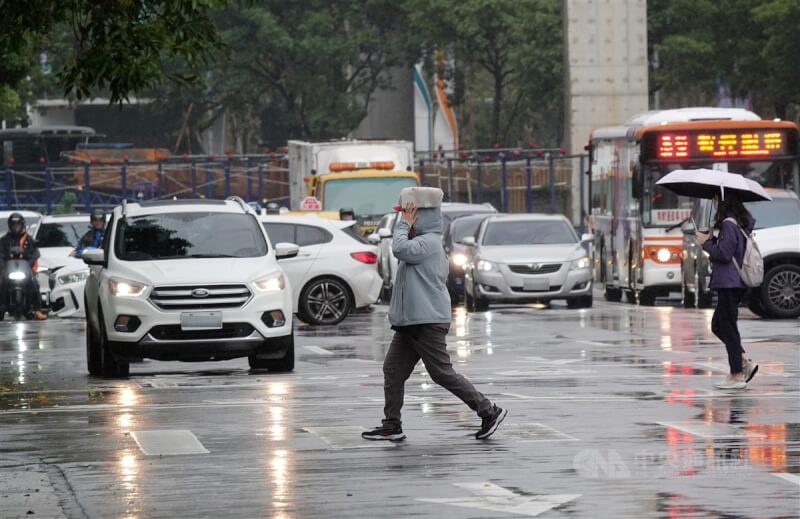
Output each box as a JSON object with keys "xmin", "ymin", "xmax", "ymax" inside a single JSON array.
[
  {"xmin": 90, "ymin": 208, "xmax": 106, "ymax": 224},
  {"xmin": 7, "ymin": 212, "xmax": 25, "ymax": 230}
]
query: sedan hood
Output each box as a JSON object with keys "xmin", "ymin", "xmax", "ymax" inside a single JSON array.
[
  {"xmin": 478, "ymin": 244, "xmax": 584, "ymax": 263},
  {"xmin": 111, "ymin": 257, "xmax": 280, "ymax": 285}
]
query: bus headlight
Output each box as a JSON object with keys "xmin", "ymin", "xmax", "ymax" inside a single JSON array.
[{"xmin": 656, "ymin": 248, "xmax": 672, "ymax": 263}]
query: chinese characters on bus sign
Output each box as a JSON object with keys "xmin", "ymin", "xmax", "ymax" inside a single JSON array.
[
  {"xmin": 656, "ymin": 130, "xmax": 787, "ymax": 160},
  {"xmin": 652, "ymin": 209, "xmax": 692, "ymax": 225}
]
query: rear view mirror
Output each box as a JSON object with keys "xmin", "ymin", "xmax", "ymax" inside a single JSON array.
[
  {"xmin": 275, "ymin": 242, "xmax": 300, "ymax": 260},
  {"xmin": 459, "ymin": 236, "xmax": 476, "ymax": 247},
  {"xmin": 82, "ymin": 249, "xmax": 105, "ymax": 266},
  {"xmin": 377, "ymin": 228, "xmax": 392, "ymax": 239}
]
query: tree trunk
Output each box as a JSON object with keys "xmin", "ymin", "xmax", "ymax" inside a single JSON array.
[{"xmin": 491, "ymin": 69, "xmax": 503, "ymax": 146}]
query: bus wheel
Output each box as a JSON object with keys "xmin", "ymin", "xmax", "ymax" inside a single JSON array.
[
  {"xmin": 625, "ymin": 290, "xmax": 637, "ymax": 304},
  {"xmin": 637, "ymin": 289, "xmax": 656, "ymax": 306}
]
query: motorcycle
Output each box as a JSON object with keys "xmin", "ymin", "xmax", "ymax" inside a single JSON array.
[{"xmin": 0, "ymin": 246, "xmax": 34, "ymax": 320}]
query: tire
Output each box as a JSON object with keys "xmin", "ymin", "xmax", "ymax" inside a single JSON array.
[
  {"xmin": 567, "ymin": 295, "xmax": 593, "ymax": 309},
  {"xmin": 604, "ymin": 286, "xmax": 623, "ymax": 302},
  {"xmin": 249, "ymin": 333, "xmax": 295, "ymax": 372},
  {"xmin": 380, "ymin": 285, "xmax": 393, "ymax": 304},
  {"xmin": 85, "ymin": 310, "xmax": 102, "ymax": 376},
  {"xmin": 98, "ymin": 308, "xmax": 130, "ymax": 378},
  {"xmin": 747, "ymin": 294, "xmax": 768, "ymax": 318},
  {"xmin": 465, "ymin": 282, "xmax": 488, "ymax": 312},
  {"xmin": 695, "ymin": 268, "xmax": 713, "ymax": 308},
  {"xmin": 625, "ymin": 290, "xmax": 637, "ymax": 304},
  {"xmin": 0, "ymin": 310, "xmax": 4, "ymax": 321},
  {"xmin": 465, "ymin": 288, "xmax": 476, "ymax": 312},
  {"xmin": 760, "ymin": 264, "xmax": 800, "ymax": 319},
  {"xmin": 681, "ymin": 265, "xmax": 695, "ymax": 308},
  {"xmin": 297, "ymin": 277, "xmax": 352, "ymax": 326},
  {"xmin": 637, "ymin": 289, "xmax": 656, "ymax": 306}
]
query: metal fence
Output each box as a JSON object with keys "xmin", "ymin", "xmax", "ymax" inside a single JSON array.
[
  {"xmin": 1, "ymin": 155, "xmax": 290, "ymax": 213},
  {"xmin": 2, "ymin": 152, "xmax": 588, "ymax": 231}
]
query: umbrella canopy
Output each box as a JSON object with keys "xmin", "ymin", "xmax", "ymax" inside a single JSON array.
[{"xmin": 656, "ymin": 168, "xmax": 772, "ymax": 202}]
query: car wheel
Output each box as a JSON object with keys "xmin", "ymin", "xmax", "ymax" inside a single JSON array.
[
  {"xmin": 604, "ymin": 286, "xmax": 623, "ymax": 302},
  {"xmin": 465, "ymin": 287, "xmax": 476, "ymax": 312},
  {"xmin": 567, "ymin": 294, "xmax": 592, "ymax": 309},
  {"xmin": 681, "ymin": 266, "xmax": 695, "ymax": 308},
  {"xmin": 249, "ymin": 332, "xmax": 295, "ymax": 372},
  {"xmin": 380, "ymin": 285, "xmax": 393, "ymax": 304},
  {"xmin": 0, "ymin": 309, "xmax": 4, "ymax": 321},
  {"xmin": 473, "ymin": 289, "xmax": 489, "ymax": 312},
  {"xmin": 298, "ymin": 277, "xmax": 352, "ymax": 325},
  {"xmin": 694, "ymin": 268, "xmax": 713, "ymax": 308},
  {"xmin": 760, "ymin": 264, "xmax": 800, "ymax": 319},
  {"xmin": 85, "ymin": 303, "xmax": 102, "ymax": 376},
  {"xmin": 98, "ymin": 307, "xmax": 130, "ymax": 378}
]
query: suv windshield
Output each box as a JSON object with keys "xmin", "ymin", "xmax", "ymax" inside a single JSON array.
[
  {"xmin": 746, "ymin": 198, "xmax": 800, "ymax": 229},
  {"xmin": 483, "ymin": 220, "xmax": 577, "ymax": 246},
  {"xmin": 37, "ymin": 222, "xmax": 86, "ymax": 247},
  {"xmin": 115, "ymin": 212, "xmax": 268, "ymax": 261}
]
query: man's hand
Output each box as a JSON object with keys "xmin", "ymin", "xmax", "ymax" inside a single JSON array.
[
  {"xmin": 401, "ymin": 202, "xmax": 417, "ymax": 226},
  {"xmin": 696, "ymin": 231, "xmax": 710, "ymax": 245}
]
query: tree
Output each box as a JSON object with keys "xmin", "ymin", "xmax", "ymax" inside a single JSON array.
[
  {"xmin": 406, "ymin": 0, "xmax": 562, "ymax": 146},
  {"xmin": 1, "ymin": 0, "xmax": 227, "ymax": 105}
]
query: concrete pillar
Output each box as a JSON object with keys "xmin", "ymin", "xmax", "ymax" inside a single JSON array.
[{"xmin": 564, "ymin": 0, "xmax": 649, "ymax": 223}]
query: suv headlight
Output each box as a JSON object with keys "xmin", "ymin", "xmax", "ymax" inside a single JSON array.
[
  {"xmin": 109, "ymin": 277, "xmax": 148, "ymax": 297},
  {"xmin": 253, "ymin": 272, "xmax": 285, "ymax": 292},
  {"xmin": 477, "ymin": 259, "xmax": 498, "ymax": 272},
  {"xmin": 570, "ymin": 256, "xmax": 591, "ymax": 270},
  {"xmin": 58, "ymin": 270, "xmax": 89, "ymax": 285}
]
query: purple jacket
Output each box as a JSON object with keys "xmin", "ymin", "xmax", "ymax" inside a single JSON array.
[{"xmin": 702, "ymin": 213, "xmax": 755, "ymax": 289}]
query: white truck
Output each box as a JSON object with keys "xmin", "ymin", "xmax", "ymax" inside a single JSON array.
[{"xmin": 287, "ymin": 140, "xmax": 419, "ymax": 234}]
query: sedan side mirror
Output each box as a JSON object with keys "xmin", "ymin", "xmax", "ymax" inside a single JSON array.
[
  {"xmin": 459, "ymin": 236, "xmax": 476, "ymax": 247},
  {"xmin": 580, "ymin": 233, "xmax": 595, "ymax": 244},
  {"xmin": 377, "ymin": 228, "xmax": 392, "ymax": 239},
  {"xmin": 275, "ymin": 242, "xmax": 300, "ymax": 260},
  {"xmin": 681, "ymin": 221, "xmax": 696, "ymax": 235},
  {"xmin": 82, "ymin": 249, "xmax": 105, "ymax": 266},
  {"xmin": 367, "ymin": 233, "xmax": 380, "ymax": 245}
]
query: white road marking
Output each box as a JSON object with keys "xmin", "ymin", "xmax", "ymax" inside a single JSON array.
[
  {"xmin": 657, "ymin": 421, "xmax": 766, "ymax": 439},
  {"xmin": 501, "ymin": 422, "xmax": 579, "ymax": 442},
  {"xmin": 303, "ymin": 345, "xmax": 334, "ymax": 355},
  {"xmin": 131, "ymin": 429, "xmax": 210, "ymax": 456},
  {"xmin": 417, "ymin": 482, "xmax": 580, "ymax": 516},
  {"xmin": 772, "ymin": 473, "xmax": 800, "ymax": 486},
  {"xmin": 521, "ymin": 356, "xmax": 584, "ymax": 365},
  {"xmin": 303, "ymin": 426, "xmax": 397, "ymax": 449}
]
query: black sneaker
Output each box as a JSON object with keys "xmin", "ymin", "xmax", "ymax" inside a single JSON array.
[
  {"xmin": 475, "ymin": 405, "xmax": 508, "ymax": 440},
  {"xmin": 361, "ymin": 424, "xmax": 406, "ymax": 441}
]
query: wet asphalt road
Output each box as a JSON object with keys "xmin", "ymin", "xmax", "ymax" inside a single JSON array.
[{"xmin": 0, "ymin": 294, "xmax": 798, "ymax": 518}]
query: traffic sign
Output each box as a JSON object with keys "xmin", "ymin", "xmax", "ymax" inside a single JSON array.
[{"xmin": 300, "ymin": 196, "xmax": 322, "ymax": 211}]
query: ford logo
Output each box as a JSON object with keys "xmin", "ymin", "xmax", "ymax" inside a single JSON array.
[{"xmin": 191, "ymin": 288, "xmax": 210, "ymax": 298}]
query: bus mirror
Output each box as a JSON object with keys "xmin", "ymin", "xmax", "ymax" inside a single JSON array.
[
  {"xmin": 681, "ymin": 220, "xmax": 696, "ymax": 235},
  {"xmin": 632, "ymin": 166, "xmax": 642, "ymax": 199}
]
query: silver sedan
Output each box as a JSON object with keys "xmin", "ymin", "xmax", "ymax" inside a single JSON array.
[{"xmin": 462, "ymin": 214, "xmax": 594, "ymax": 310}]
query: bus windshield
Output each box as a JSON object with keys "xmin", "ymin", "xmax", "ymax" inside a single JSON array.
[
  {"xmin": 323, "ymin": 177, "xmax": 418, "ymax": 214},
  {"xmin": 642, "ymin": 160, "xmax": 797, "ymax": 227}
]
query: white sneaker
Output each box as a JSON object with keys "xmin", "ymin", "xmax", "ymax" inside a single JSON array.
[
  {"xmin": 743, "ymin": 359, "xmax": 759, "ymax": 383},
  {"xmin": 714, "ymin": 375, "xmax": 746, "ymax": 390}
]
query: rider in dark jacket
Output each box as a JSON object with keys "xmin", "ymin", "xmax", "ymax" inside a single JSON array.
[
  {"xmin": 73, "ymin": 208, "xmax": 106, "ymax": 258},
  {"xmin": 0, "ymin": 213, "xmax": 46, "ymax": 319}
]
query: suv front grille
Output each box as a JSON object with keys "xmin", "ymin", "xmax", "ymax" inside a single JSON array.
[
  {"xmin": 148, "ymin": 323, "xmax": 255, "ymax": 341},
  {"xmin": 149, "ymin": 284, "xmax": 252, "ymax": 310},
  {"xmin": 508, "ymin": 263, "xmax": 562, "ymax": 275}
]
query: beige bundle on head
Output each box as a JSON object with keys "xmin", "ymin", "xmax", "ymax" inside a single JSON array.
[{"xmin": 395, "ymin": 187, "xmax": 444, "ymax": 210}]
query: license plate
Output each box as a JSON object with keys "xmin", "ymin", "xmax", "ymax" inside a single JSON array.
[
  {"xmin": 523, "ymin": 278, "xmax": 549, "ymax": 291},
  {"xmin": 180, "ymin": 311, "xmax": 223, "ymax": 331}
]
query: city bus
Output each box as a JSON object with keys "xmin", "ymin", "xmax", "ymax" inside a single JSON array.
[{"xmin": 587, "ymin": 107, "xmax": 800, "ymax": 305}]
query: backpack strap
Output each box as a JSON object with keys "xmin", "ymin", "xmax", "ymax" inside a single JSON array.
[{"xmin": 723, "ymin": 217, "xmax": 750, "ymax": 240}]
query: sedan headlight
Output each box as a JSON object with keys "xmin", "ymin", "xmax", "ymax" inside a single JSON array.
[
  {"xmin": 570, "ymin": 256, "xmax": 591, "ymax": 271},
  {"xmin": 451, "ymin": 253, "xmax": 468, "ymax": 268},
  {"xmin": 477, "ymin": 259, "xmax": 498, "ymax": 272},
  {"xmin": 253, "ymin": 272, "xmax": 285, "ymax": 292},
  {"xmin": 108, "ymin": 277, "xmax": 148, "ymax": 297},
  {"xmin": 8, "ymin": 271, "xmax": 26, "ymax": 281},
  {"xmin": 58, "ymin": 270, "xmax": 90, "ymax": 285}
]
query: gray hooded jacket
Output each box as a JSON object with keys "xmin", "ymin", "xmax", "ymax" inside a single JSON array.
[{"xmin": 388, "ymin": 207, "xmax": 451, "ymax": 327}]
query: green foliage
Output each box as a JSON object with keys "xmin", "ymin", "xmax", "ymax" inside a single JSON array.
[
  {"xmin": 1, "ymin": 0, "xmax": 226, "ymax": 105},
  {"xmin": 55, "ymin": 191, "xmax": 77, "ymax": 214}
]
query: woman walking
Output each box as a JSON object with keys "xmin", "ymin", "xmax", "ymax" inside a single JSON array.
[{"xmin": 696, "ymin": 190, "xmax": 759, "ymax": 390}]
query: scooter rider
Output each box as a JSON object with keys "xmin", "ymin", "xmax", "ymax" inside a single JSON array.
[
  {"xmin": 0, "ymin": 213, "xmax": 47, "ymax": 320},
  {"xmin": 72, "ymin": 208, "xmax": 106, "ymax": 258}
]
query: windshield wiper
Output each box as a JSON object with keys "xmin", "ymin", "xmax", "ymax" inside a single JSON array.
[
  {"xmin": 186, "ymin": 254, "xmax": 238, "ymax": 258},
  {"xmin": 665, "ymin": 217, "xmax": 689, "ymax": 233}
]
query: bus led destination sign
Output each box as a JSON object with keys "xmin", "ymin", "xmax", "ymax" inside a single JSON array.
[{"xmin": 655, "ymin": 130, "xmax": 788, "ymax": 160}]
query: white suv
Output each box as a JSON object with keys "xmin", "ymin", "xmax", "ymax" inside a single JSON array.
[{"xmin": 82, "ymin": 198, "xmax": 298, "ymax": 377}]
